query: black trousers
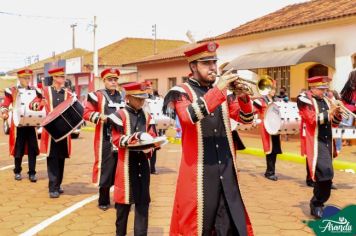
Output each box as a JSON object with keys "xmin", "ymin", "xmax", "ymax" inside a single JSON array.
[
  {"xmin": 311, "ymin": 180, "xmax": 332, "ymax": 207},
  {"xmin": 306, "ymin": 161, "xmax": 312, "ymax": 183},
  {"xmin": 99, "ymin": 187, "xmax": 110, "ymax": 206},
  {"xmin": 149, "ymin": 150, "xmax": 157, "ymax": 173},
  {"xmin": 115, "ymin": 203, "xmax": 149, "ymax": 236},
  {"xmin": 265, "ymin": 153, "xmax": 277, "ymax": 176},
  {"xmin": 202, "ymin": 192, "xmax": 239, "ymax": 236},
  {"xmin": 47, "ymin": 156, "xmax": 65, "ymax": 192},
  {"xmin": 13, "ymin": 127, "xmax": 38, "ymax": 175}
]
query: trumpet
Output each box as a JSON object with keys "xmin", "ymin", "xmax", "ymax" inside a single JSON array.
[
  {"xmin": 324, "ymin": 96, "xmax": 356, "ymax": 120},
  {"xmin": 211, "ymin": 72, "xmax": 273, "ymax": 96}
]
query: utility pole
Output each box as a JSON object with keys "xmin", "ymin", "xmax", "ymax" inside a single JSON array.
[
  {"xmin": 93, "ymin": 16, "xmax": 98, "ymax": 77},
  {"xmin": 152, "ymin": 24, "xmax": 157, "ymax": 55},
  {"xmin": 70, "ymin": 23, "xmax": 77, "ymax": 49}
]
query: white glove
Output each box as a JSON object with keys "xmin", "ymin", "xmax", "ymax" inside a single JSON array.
[{"xmin": 140, "ymin": 132, "xmax": 154, "ymax": 142}]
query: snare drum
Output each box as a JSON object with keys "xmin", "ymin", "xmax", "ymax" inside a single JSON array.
[
  {"xmin": 264, "ymin": 101, "xmax": 301, "ymax": 135},
  {"xmin": 144, "ymin": 98, "xmax": 173, "ymax": 130},
  {"xmin": 332, "ymin": 128, "xmax": 356, "ymax": 139},
  {"xmin": 41, "ymin": 97, "xmax": 84, "ymax": 142},
  {"xmin": 230, "ymin": 118, "xmax": 261, "ymax": 131},
  {"xmin": 13, "ymin": 89, "xmax": 46, "ymax": 127}
]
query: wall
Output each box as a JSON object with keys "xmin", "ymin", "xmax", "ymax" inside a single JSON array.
[
  {"xmin": 137, "ymin": 60, "xmax": 190, "ymax": 96},
  {"xmin": 216, "ymin": 18, "xmax": 356, "ymax": 93}
]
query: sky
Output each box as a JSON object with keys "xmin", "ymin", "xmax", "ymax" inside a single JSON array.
[{"xmin": 0, "ymin": 0, "xmax": 305, "ymax": 72}]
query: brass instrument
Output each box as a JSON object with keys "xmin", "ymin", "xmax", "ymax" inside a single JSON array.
[
  {"xmin": 325, "ymin": 96, "xmax": 356, "ymax": 120},
  {"xmin": 213, "ymin": 72, "xmax": 274, "ymax": 96}
]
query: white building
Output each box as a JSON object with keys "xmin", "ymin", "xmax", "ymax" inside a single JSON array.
[{"xmin": 201, "ymin": 0, "xmax": 356, "ymax": 98}]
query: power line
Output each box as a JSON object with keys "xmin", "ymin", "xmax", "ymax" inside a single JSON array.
[{"xmin": 0, "ymin": 11, "xmax": 89, "ymax": 21}]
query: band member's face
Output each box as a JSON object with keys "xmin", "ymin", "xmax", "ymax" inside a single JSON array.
[
  {"xmin": 19, "ymin": 76, "xmax": 31, "ymax": 87},
  {"xmin": 53, "ymin": 76, "xmax": 65, "ymax": 86},
  {"xmin": 311, "ymin": 87, "xmax": 328, "ymax": 98},
  {"xmin": 104, "ymin": 77, "xmax": 118, "ymax": 91},
  {"xmin": 127, "ymin": 95, "xmax": 145, "ymax": 110},
  {"xmin": 192, "ymin": 60, "xmax": 217, "ymax": 84}
]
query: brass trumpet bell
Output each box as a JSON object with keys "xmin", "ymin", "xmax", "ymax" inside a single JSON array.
[{"xmin": 256, "ymin": 75, "xmax": 274, "ymax": 96}]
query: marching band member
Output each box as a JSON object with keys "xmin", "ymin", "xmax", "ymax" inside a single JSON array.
[
  {"xmin": 253, "ymin": 77, "xmax": 282, "ymax": 181},
  {"xmin": 163, "ymin": 42, "xmax": 254, "ymax": 236},
  {"xmin": 297, "ymin": 76, "xmax": 342, "ymax": 219},
  {"xmin": 83, "ymin": 68, "xmax": 123, "ymax": 211},
  {"xmin": 340, "ymin": 69, "xmax": 356, "ymax": 120},
  {"xmin": 30, "ymin": 67, "xmax": 73, "ymax": 198},
  {"xmin": 110, "ymin": 82, "xmax": 157, "ymax": 236},
  {"xmin": 0, "ymin": 69, "xmax": 39, "ymax": 182}
]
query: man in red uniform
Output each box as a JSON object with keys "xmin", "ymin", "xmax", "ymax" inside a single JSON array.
[
  {"xmin": 163, "ymin": 42, "xmax": 254, "ymax": 236},
  {"xmin": 0, "ymin": 69, "xmax": 39, "ymax": 182},
  {"xmin": 30, "ymin": 67, "xmax": 73, "ymax": 198},
  {"xmin": 253, "ymin": 77, "xmax": 282, "ymax": 181},
  {"xmin": 83, "ymin": 68, "xmax": 123, "ymax": 211},
  {"xmin": 110, "ymin": 82, "xmax": 157, "ymax": 236},
  {"xmin": 340, "ymin": 69, "xmax": 356, "ymax": 114},
  {"xmin": 297, "ymin": 76, "xmax": 342, "ymax": 218}
]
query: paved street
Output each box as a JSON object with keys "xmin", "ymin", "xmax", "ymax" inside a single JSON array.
[{"xmin": 0, "ymin": 129, "xmax": 355, "ymax": 235}]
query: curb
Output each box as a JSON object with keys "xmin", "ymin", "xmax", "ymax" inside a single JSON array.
[
  {"xmin": 238, "ymin": 147, "xmax": 356, "ymax": 172},
  {"xmin": 81, "ymin": 127, "xmax": 95, "ymax": 132},
  {"xmin": 167, "ymin": 138, "xmax": 356, "ymax": 172}
]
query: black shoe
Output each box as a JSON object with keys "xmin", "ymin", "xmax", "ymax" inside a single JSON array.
[
  {"xmin": 29, "ymin": 174, "xmax": 37, "ymax": 182},
  {"xmin": 14, "ymin": 173, "xmax": 22, "ymax": 181},
  {"xmin": 265, "ymin": 175, "xmax": 278, "ymax": 181},
  {"xmin": 310, "ymin": 205, "xmax": 323, "ymax": 219},
  {"xmin": 49, "ymin": 191, "xmax": 60, "ymax": 198},
  {"xmin": 98, "ymin": 205, "xmax": 110, "ymax": 211},
  {"xmin": 58, "ymin": 187, "xmax": 64, "ymax": 194},
  {"xmin": 331, "ymin": 184, "xmax": 337, "ymax": 190},
  {"xmin": 151, "ymin": 171, "xmax": 159, "ymax": 175},
  {"xmin": 306, "ymin": 180, "xmax": 315, "ymax": 187}
]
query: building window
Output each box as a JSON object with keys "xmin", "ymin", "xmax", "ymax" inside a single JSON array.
[
  {"xmin": 145, "ymin": 79, "xmax": 158, "ymax": 91},
  {"xmin": 266, "ymin": 66, "xmax": 290, "ymax": 96},
  {"xmin": 168, "ymin": 77, "xmax": 177, "ymax": 89},
  {"xmin": 182, "ymin": 76, "xmax": 189, "ymax": 83},
  {"xmin": 308, "ymin": 64, "xmax": 328, "ymax": 77}
]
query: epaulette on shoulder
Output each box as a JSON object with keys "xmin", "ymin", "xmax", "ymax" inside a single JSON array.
[
  {"xmin": 297, "ymin": 93, "xmax": 312, "ymax": 105},
  {"xmin": 4, "ymin": 88, "xmax": 12, "ymax": 96},
  {"xmin": 88, "ymin": 92, "xmax": 98, "ymax": 103}
]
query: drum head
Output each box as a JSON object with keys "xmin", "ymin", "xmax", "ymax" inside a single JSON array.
[
  {"xmin": 264, "ymin": 103, "xmax": 282, "ymax": 135},
  {"xmin": 41, "ymin": 97, "xmax": 75, "ymax": 126},
  {"xmin": 127, "ymin": 136, "xmax": 167, "ymax": 151}
]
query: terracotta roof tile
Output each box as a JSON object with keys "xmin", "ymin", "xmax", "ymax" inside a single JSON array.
[
  {"xmin": 123, "ymin": 43, "xmax": 203, "ymax": 65},
  {"xmin": 83, "ymin": 37, "xmax": 188, "ymax": 66},
  {"xmin": 201, "ymin": 0, "xmax": 356, "ymax": 41},
  {"xmin": 8, "ymin": 48, "xmax": 90, "ymax": 74}
]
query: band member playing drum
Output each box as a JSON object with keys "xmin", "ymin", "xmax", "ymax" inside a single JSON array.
[
  {"xmin": 30, "ymin": 67, "xmax": 73, "ymax": 198},
  {"xmin": 83, "ymin": 68, "xmax": 122, "ymax": 211},
  {"xmin": 297, "ymin": 76, "xmax": 342, "ymax": 219},
  {"xmin": 0, "ymin": 69, "xmax": 39, "ymax": 182},
  {"xmin": 163, "ymin": 42, "xmax": 254, "ymax": 235},
  {"xmin": 253, "ymin": 77, "xmax": 282, "ymax": 181},
  {"xmin": 110, "ymin": 82, "xmax": 157, "ymax": 236}
]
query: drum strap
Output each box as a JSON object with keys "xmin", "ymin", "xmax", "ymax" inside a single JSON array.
[{"xmin": 100, "ymin": 90, "xmax": 123, "ymax": 111}]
